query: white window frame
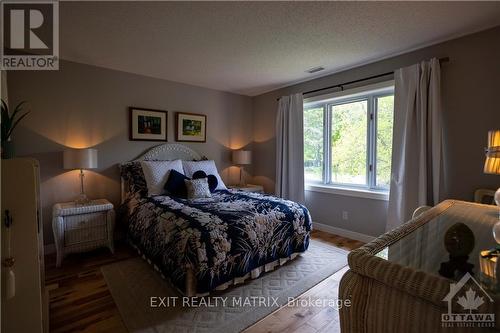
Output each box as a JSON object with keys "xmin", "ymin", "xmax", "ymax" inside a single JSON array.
[{"xmin": 304, "ymin": 81, "xmax": 394, "ymax": 200}]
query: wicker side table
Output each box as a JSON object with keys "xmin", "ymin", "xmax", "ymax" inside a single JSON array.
[
  {"xmin": 227, "ymin": 184, "xmax": 264, "ymax": 193},
  {"xmin": 52, "ymin": 199, "xmax": 115, "ymax": 267}
]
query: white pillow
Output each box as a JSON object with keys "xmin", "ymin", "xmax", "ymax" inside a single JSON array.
[
  {"xmin": 182, "ymin": 160, "xmax": 227, "ymax": 190},
  {"xmin": 140, "ymin": 160, "xmax": 184, "ymax": 196}
]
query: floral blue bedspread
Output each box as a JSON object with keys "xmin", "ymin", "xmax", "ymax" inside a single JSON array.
[{"xmin": 122, "ymin": 174, "xmax": 311, "ymax": 294}]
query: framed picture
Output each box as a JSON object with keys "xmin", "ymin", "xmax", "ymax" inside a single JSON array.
[
  {"xmin": 176, "ymin": 112, "xmax": 207, "ymax": 142},
  {"xmin": 129, "ymin": 107, "xmax": 168, "ymax": 141}
]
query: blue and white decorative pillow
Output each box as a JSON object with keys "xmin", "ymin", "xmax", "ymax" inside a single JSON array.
[
  {"xmin": 182, "ymin": 160, "xmax": 227, "ymax": 190},
  {"xmin": 192, "ymin": 170, "xmax": 218, "ymax": 192},
  {"xmin": 184, "ymin": 178, "xmax": 212, "ymax": 199}
]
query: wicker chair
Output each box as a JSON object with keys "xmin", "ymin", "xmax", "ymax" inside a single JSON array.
[
  {"xmin": 412, "ymin": 205, "xmax": 431, "ymax": 218},
  {"xmin": 339, "ymin": 200, "xmax": 499, "ymax": 333}
]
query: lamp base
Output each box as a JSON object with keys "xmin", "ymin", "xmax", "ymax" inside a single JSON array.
[
  {"xmin": 75, "ymin": 169, "xmax": 92, "ymax": 205},
  {"xmin": 496, "ymin": 187, "xmax": 500, "ymax": 220},
  {"xmin": 75, "ymin": 193, "xmax": 91, "ymax": 205},
  {"xmin": 239, "ymin": 166, "xmax": 247, "ymax": 186}
]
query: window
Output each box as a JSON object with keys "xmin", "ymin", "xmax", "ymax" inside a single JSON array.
[
  {"xmin": 304, "ymin": 106, "xmax": 324, "ymax": 182},
  {"xmin": 303, "ymin": 81, "xmax": 394, "ymax": 195}
]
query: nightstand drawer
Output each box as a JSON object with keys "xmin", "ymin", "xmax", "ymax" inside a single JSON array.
[
  {"xmin": 65, "ymin": 212, "xmax": 107, "ymax": 230},
  {"xmin": 64, "ymin": 225, "xmax": 107, "ymax": 246}
]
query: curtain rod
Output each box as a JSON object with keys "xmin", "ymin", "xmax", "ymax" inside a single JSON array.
[{"xmin": 276, "ymin": 57, "xmax": 449, "ymax": 101}]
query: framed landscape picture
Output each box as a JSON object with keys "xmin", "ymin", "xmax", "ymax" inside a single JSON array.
[
  {"xmin": 129, "ymin": 107, "xmax": 168, "ymax": 141},
  {"xmin": 176, "ymin": 112, "xmax": 207, "ymax": 142}
]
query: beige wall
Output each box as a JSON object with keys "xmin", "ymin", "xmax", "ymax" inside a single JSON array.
[
  {"xmin": 7, "ymin": 60, "xmax": 253, "ymax": 245},
  {"xmin": 251, "ymin": 26, "xmax": 500, "ymax": 237},
  {"xmin": 6, "ymin": 26, "xmax": 500, "ymax": 244}
]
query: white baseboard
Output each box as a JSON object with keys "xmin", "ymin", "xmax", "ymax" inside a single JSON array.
[
  {"xmin": 313, "ymin": 222, "xmax": 376, "ymax": 243},
  {"xmin": 44, "ymin": 243, "xmax": 56, "ymax": 255}
]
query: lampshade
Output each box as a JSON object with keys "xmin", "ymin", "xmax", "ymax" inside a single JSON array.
[
  {"xmin": 63, "ymin": 148, "xmax": 98, "ymax": 170},
  {"xmin": 232, "ymin": 150, "xmax": 252, "ymax": 165},
  {"xmin": 484, "ymin": 129, "xmax": 500, "ymax": 175}
]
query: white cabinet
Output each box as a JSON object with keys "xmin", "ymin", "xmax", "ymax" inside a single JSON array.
[{"xmin": 1, "ymin": 158, "xmax": 47, "ymax": 333}]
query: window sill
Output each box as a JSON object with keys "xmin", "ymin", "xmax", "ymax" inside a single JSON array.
[{"xmin": 305, "ymin": 184, "xmax": 389, "ymax": 201}]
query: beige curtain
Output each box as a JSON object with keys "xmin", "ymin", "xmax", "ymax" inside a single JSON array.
[
  {"xmin": 387, "ymin": 58, "xmax": 443, "ymax": 231},
  {"xmin": 275, "ymin": 93, "xmax": 305, "ymax": 203}
]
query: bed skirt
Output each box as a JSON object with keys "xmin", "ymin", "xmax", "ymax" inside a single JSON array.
[{"xmin": 127, "ymin": 238, "xmax": 302, "ymax": 297}]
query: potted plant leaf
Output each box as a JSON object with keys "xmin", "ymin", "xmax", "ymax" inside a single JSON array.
[{"xmin": 1, "ymin": 99, "xmax": 30, "ymax": 159}]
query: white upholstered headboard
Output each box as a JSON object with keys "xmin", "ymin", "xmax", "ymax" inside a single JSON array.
[
  {"xmin": 132, "ymin": 143, "xmax": 201, "ymax": 161},
  {"xmin": 120, "ymin": 143, "xmax": 202, "ymax": 202}
]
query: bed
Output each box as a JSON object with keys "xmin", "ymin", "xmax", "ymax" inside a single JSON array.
[{"xmin": 120, "ymin": 143, "xmax": 312, "ymax": 296}]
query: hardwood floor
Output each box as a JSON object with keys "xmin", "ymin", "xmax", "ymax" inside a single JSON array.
[
  {"xmin": 45, "ymin": 230, "xmax": 364, "ymax": 333},
  {"xmin": 45, "ymin": 244, "xmax": 135, "ymax": 333}
]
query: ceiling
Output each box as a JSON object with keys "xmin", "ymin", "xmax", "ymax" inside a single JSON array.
[{"xmin": 60, "ymin": 2, "xmax": 500, "ymax": 96}]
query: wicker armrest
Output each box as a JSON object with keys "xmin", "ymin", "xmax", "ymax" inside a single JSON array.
[{"xmin": 347, "ymin": 200, "xmax": 455, "ymax": 308}]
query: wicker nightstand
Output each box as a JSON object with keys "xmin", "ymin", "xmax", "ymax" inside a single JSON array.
[
  {"xmin": 52, "ymin": 199, "xmax": 115, "ymax": 267},
  {"xmin": 227, "ymin": 184, "xmax": 264, "ymax": 193}
]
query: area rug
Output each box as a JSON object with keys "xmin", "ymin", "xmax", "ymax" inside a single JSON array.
[{"xmin": 101, "ymin": 240, "xmax": 348, "ymax": 333}]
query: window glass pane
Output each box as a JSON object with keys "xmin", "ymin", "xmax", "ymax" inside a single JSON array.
[
  {"xmin": 331, "ymin": 100, "xmax": 367, "ymax": 185},
  {"xmin": 304, "ymin": 106, "xmax": 324, "ymax": 182},
  {"xmin": 376, "ymin": 95, "xmax": 394, "ymax": 188}
]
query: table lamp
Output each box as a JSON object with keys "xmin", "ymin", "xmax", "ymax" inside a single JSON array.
[
  {"xmin": 63, "ymin": 148, "xmax": 98, "ymax": 205},
  {"xmin": 232, "ymin": 150, "xmax": 252, "ymax": 186},
  {"xmin": 485, "ymin": 130, "xmax": 500, "ymax": 211},
  {"xmin": 480, "ymin": 130, "xmax": 500, "ymax": 291}
]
